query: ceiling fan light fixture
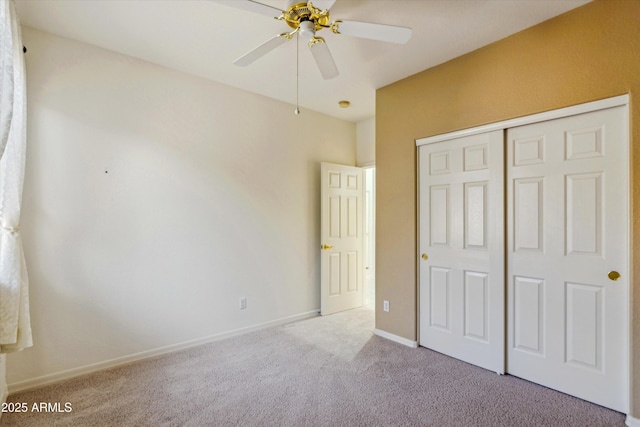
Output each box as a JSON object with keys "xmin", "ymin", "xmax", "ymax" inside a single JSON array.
[{"xmin": 299, "ymin": 20, "xmax": 316, "ymax": 39}]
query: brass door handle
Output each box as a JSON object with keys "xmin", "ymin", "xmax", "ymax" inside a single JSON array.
[
  {"xmin": 608, "ymin": 271, "xmax": 621, "ymax": 281},
  {"xmin": 321, "ymin": 244, "xmax": 334, "ymax": 250},
  {"xmin": 421, "ymin": 253, "xmax": 428, "ymax": 260}
]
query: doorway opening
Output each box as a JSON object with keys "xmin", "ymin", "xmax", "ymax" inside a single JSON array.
[{"xmin": 364, "ymin": 167, "xmax": 376, "ymax": 307}]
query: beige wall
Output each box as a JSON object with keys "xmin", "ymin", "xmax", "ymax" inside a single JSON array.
[
  {"xmin": 8, "ymin": 27, "xmax": 355, "ymax": 390},
  {"xmin": 376, "ymin": 0, "xmax": 640, "ymax": 415},
  {"xmin": 356, "ymin": 117, "xmax": 375, "ymax": 167}
]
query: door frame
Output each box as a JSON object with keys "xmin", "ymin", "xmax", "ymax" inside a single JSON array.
[
  {"xmin": 416, "ymin": 95, "xmax": 628, "ymax": 146},
  {"xmin": 415, "ymin": 94, "xmax": 630, "ymax": 410},
  {"xmin": 363, "ymin": 166, "xmax": 376, "ymax": 306}
]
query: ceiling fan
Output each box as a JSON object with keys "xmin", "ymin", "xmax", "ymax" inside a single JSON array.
[{"xmin": 214, "ymin": 0, "xmax": 413, "ymax": 80}]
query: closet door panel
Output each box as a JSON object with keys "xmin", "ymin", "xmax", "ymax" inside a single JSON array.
[
  {"xmin": 506, "ymin": 106, "xmax": 629, "ymax": 413},
  {"xmin": 418, "ymin": 130, "xmax": 504, "ymax": 373}
]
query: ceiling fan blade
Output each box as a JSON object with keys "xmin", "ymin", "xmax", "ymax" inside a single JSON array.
[
  {"xmin": 333, "ymin": 20, "xmax": 412, "ymax": 44},
  {"xmin": 309, "ymin": 0, "xmax": 336, "ymax": 11},
  {"xmin": 210, "ymin": 0, "xmax": 283, "ymax": 18},
  {"xmin": 309, "ymin": 38, "xmax": 339, "ymax": 80},
  {"xmin": 234, "ymin": 34, "xmax": 291, "ymax": 66}
]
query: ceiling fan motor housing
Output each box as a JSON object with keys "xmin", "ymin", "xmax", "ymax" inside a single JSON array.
[{"xmin": 283, "ymin": 1, "xmax": 331, "ymax": 33}]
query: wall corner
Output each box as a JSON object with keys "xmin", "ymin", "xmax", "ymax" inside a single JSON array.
[{"xmin": 1, "ymin": 354, "xmax": 7, "ymax": 417}]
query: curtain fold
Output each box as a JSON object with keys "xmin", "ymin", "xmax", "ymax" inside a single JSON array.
[{"xmin": 0, "ymin": 0, "xmax": 32, "ymax": 354}]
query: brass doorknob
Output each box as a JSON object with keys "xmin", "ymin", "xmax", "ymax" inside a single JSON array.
[
  {"xmin": 421, "ymin": 253, "xmax": 428, "ymax": 260},
  {"xmin": 321, "ymin": 244, "xmax": 334, "ymax": 250},
  {"xmin": 608, "ymin": 271, "xmax": 621, "ymax": 281}
]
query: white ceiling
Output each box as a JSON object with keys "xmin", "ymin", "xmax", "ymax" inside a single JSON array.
[{"xmin": 14, "ymin": 0, "xmax": 590, "ymax": 123}]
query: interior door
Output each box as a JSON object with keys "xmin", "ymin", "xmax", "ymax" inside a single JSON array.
[
  {"xmin": 506, "ymin": 106, "xmax": 629, "ymax": 412},
  {"xmin": 320, "ymin": 162, "xmax": 364, "ymax": 315},
  {"xmin": 418, "ymin": 130, "xmax": 505, "ymax": 373}
]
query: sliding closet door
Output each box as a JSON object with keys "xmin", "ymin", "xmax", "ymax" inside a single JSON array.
[
  {"xmin": 506, "ymin": 106, "xmax": 629, "ymax": 412},
  {"xmin": 418, "ymin": 130, "xmax": 504, "ymax": 373}
]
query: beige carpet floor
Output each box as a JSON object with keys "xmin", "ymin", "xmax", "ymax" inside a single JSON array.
[{"xmin": 0, "ymin": 306, "xmax": 627, "ymax": 426}]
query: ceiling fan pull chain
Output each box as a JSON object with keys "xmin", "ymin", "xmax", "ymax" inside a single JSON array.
[{"xmin": 295, "ymin": 33, "xmax": 301, "ymax": 115}]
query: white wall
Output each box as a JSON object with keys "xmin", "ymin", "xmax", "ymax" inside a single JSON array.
[
  {"xmin": 1, "ymin": 355, "xmax": 6, "ymax": 409},
  {"xmin": 7, "ymin": 28, "xmax": 355, "ymax": 388},
  {"xmin": 356, "ymin": 117, "xmax": 375, "ymax": 167}
]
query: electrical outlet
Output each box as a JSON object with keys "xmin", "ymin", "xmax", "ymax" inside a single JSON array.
[
  {"xmin": 239, "ymin": 297, "xmax": 247, "ymax": 310},
  {"xmin": 383, "ymin": 300, "xmax": 390, "ymax": 312}
]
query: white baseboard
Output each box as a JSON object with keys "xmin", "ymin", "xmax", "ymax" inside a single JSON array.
[
  {"xmin": 626, "ymin": 414, "xmax": 640, "ymax": 426},
  {"xmin": 373, "ymin": 328, "xmax": 418, "ymax": 348},
  {"xmin": 8, "ymin": 309, "xmax": 319, "ymax": 394}
]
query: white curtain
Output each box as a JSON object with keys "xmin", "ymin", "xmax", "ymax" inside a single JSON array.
[{"xmin": 0, "ymin": 0, "xmax": 32, "ymax": 353}]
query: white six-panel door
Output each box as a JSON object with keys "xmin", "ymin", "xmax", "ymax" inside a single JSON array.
[
  {"xmin": 506, "ymin": 106, "xmax": 629, "ymax": 412},
  {"xmin": 320, "ymin": 163, "xmax": 364, "ymax": 316},
  {"xmin": 418, "ymin": 130, "xmax": 505, "ymax": 373}
]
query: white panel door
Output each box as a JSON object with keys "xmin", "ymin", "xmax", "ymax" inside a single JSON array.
[
  {"xmin": 321, "ymin": 163, "xmax": 364, "ymax": 315},
  {"xmin": 419, "ymin": 130, "xmax": 505, "ymax": 373},
  {"xmin": 507, "ymin": 106, "xmax": 629, "ymax": 412}
]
